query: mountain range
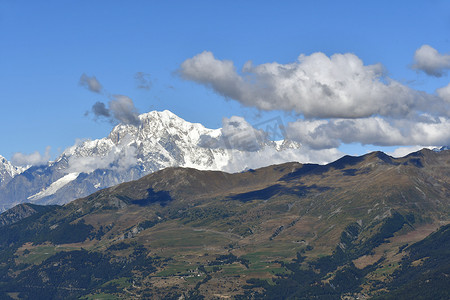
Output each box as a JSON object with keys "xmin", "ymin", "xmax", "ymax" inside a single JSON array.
[
  {"xmin": 0, "ymin": 110, "xmax": 315, "ymax": 211},
  {"xmin": 0, "ymin": 148, "xmax": 448, "ymax": 299}
]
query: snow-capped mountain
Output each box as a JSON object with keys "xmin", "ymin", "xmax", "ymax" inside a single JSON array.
[
  {"xmin": 433, "ymin": 146, "xmax": 450, "ymax": 152},
  {"xmin": 0, "ymin": 155, "xmax": 26, "ymax": 188},
  {"xmin": 0, "ymin": 110, "xmax": 326, "ymax": 211}
]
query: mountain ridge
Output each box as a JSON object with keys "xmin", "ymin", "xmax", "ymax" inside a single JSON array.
[
  {"xmin": 0, "ymin": 110, "xmax": 311, "ymax": 211},
  {"xmin": 0, "ymin": 148, "xmax": 448, "ymax": 299},
  {"xmin": 0, "ymin": 155, "xmax": 26, "ymax": 188}
]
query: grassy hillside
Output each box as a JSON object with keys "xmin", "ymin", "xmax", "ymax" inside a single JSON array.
[{"xmin": 0, "ymin": 149, "xmax": 448, "ymax": 299}]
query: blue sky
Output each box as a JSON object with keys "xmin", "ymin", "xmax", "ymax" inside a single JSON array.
[{"xmin": 1, "ymin": 1, "xmax": 450, "ymax": 163}]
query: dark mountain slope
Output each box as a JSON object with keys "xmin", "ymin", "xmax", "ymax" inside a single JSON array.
[
  {"xmin": 0, "ymin": 203, "xmax": 56, "ymax": 227},
  {"xmin": 374, "ymin": 224, "xmax": 450, "ymax": 300}
]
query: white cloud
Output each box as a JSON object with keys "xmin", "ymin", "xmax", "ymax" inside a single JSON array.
[
  {"xmin": 199, "ymin": 116, "xmax": 267, "ymax": 151},
  {"xmin": 181, "ymin": 50, "xmax": 450, "ymax": 151},
  {"xmin": 11, "ymin": 146, "xmax": 51, "ymax": 166},
  {"xmin": 195, "ymin": 115, "xmax": 344, "ymax": 168},
  {"xmin": 437, "ymin": 83, "xmax": 450, "ymax": 102},
  {"xmin": 388, "ymin": 146, "xmax": 433, "ymax": 158},
  {"xmin": 180, "ymin": 51, "xmax": 243, "ymax": 100},
  {"xmin": 180, "ymin": 51, "xmax": 445, "ymax": 119},
  {"xmin": 79, "ymin": 73, "xmax": 103, "ymax": 93},
  {"xmin": 287, "ymin": 117, "xmax": 450, "ymax": 149},
  {"xmin": 284, "ymin": 119, "xmax": 340, "ymax": 150},
  {"xmin": 66, "ymin": 143, "xmax": 138, "ymax": 174},
  {"xmin": 412, "ymin": 45, "xmax": 450, "ymax": 77},
  {"xmin": 222, "ymin": 147, "xmax": 343, "ymax": 172}
]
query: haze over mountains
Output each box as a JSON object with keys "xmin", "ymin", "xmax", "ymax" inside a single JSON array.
[{"xmin": 0, "ymin": 110, "xmax": 340, "ymax": 211}]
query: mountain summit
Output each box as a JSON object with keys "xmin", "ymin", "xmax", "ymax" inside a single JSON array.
[
  {"xmin": 0, "ymin": 110, "xmax": 314, "ymax": 211},
  {"xmin": 0, "ymin": 155, "xmax": 25, "ymax": 188}
]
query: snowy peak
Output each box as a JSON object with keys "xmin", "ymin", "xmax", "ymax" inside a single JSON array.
[
  {"xmin": 0, "ymin": 155, "xmax": 25, "ymax": 186},
  {"xmin": 60, "ymin": 109, "xmax": 308, "ymax": 177},
  {"xmin": 0, "ymin": 110, "xmax": 316, "ymax": 210},
  {"xmin": 108, "ymin": 110, "xmax": 214, "ymax": 145},
  {"xmin": 64, "ymin": 139, "xmax": 115, "ymax": 158},
  {"xmin": 140, "ymin": 109, "xmax": 189, "ymax": 125}
]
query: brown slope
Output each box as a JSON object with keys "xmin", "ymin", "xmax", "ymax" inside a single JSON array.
[
  {"xmin": 62, "ymin": 149, "xmax": 450, "ymax": 253},
  {"xmin": 66, "ymin": 149, "xmax": 450, "ymax": 224},
  {"xmin": 6, "ymin": 149, "xmax": 449, "ymax": 299}
]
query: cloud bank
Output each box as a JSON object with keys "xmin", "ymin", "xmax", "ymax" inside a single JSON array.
[
  {"xmin": 196, "ymin": 116, "xmax": 343, "ymax": 167},
  {"xmin": 180, "ymin": 50, "xmax": 450, "ymax": 151},
  {"xmin": 412, "ymin": 45, "xmax": 450, "ymax": 77},
  {"xmin": 437, "ymin": 83, "xmax": 450, "ymax": 102},
  {"xmin": 199, "ymin": 116, "xmax": 267, "ymax": 152},
  {"xmin": 66, "ymin": 144, "xmax": 138, "ymax": 174},
  {"xmin": 12, "ymin": 146, "xmax": 51, "ymax": 166},
  {"xmin": 222, "ymin": 146, "xmax": 342, "ymax": 172},
  {"xmin": 180, "ymin": 51, "xmax": 447, "ymax": 119},
  {"xmin": 286, "ymin": 117, "xmax": 450, "ymax": 150}
]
